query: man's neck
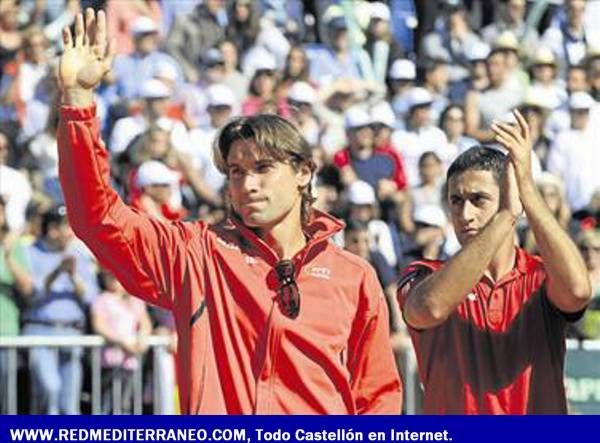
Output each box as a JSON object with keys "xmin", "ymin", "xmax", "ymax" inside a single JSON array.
[
  {"xmin": 258, "ymin": 206, "xmax": 307, "ymax": 260},
  {"xmin": 485, "ymin": 239, "xmax": 517, "ymax": 283}
]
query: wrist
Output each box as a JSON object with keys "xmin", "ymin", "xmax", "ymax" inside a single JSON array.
[{"xmin": 61, "ymin": 88, "xmax": 95, "ymax": 107}]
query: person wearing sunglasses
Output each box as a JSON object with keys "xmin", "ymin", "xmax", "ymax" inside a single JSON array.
[{"xmin": 56, "ymin": 10, "xmax": 402, "ymax": 415}]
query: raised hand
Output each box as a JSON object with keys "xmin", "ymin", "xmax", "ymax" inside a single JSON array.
[
  {"xmin": 490, "ymin": 109, "xmax": 533, "ymax": 180},
  {"xmin": 59, "ymin": 8, "xmax": 115, "ymax": 105},
  {"xmin": 499, "ymin": 160, "xmax": 523, "ymax": 219}
]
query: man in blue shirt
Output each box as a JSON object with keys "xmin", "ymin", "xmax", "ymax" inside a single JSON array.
[{"xmin": 22, "ymin": 206, "xmax": 98, "ymax": 414}]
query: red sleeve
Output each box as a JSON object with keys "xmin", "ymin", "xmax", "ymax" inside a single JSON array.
[
  {"xmin": 332, "ymin": 148, "xmax": 351, "ymax": 169},
  {"xmin": 348, "ymin": 265, "xmax": 403, "ymax": 414},
  {"xmin": 58, "ymin": 105, "xmax": 204, "ymax": 310},
  {"xmin": 397, "ymin": 260, "xmax": 442, "ymax": 310},
  {"xmin": 379, "ymin": 146, "xmax": 408, "ymax": 191}
]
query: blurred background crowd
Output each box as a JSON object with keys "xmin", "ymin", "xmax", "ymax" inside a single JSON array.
[{"xmin": 1, "ymin": 0, "xmax": 600, "ymax": 414}]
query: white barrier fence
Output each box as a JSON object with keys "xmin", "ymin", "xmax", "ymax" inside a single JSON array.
[
  {"xmin": 1, "ymin": 336, "xmax": 597, "ymax": 414},
  {"xmin": 0, "ymin": 335, "xmax": 172, "ymax": 415}
]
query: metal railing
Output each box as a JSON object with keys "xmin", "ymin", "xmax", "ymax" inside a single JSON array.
[
  {"xmin": 0, "ymin": 335, "xmax": 172, "ymax": 415},
  {"xmin": 1, "ymin": 336, "xmax": 598, "ymax": 415}
]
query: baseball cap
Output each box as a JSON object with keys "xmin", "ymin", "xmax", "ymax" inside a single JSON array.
[
  {"xmin": 136, "ymin": 161, "xmax": 179, "ymax": 188},
  {"xmin": 347, "ymin": 181, "xmax": 376, "ymax": 205},
  {"xmin": 407, "ymin": 87, "xmax": 433, "ymax": 109},
  {"xmin": 327, "ymin": 16, "xmax": 348, "ymax": 31},
  {"xmin": 287, "ymin": 81, "xmax": 317, "ymax": 105},
  {"xmin": 413, "ymin": 205, "xmax": 447, "ymax": 228},
  {"xmin": 245, "ymin": 48, "xmax": 277, "ymax": 77},
  {"xmin": 569, "ymin": 91, "xmax": 595, "ymax": 110},
  {"xmin": 370, "ymin": 2, "xmax": 391, "ymax": 21},
  {"xmin": 388, "ymin": 59, "xmax": 416, "ymax": 81},
  {"xmin": 139, "ymin": 78, "xmax": 170, "ymax": 100},
  {"xmin": 154, "ymin": 60, "xmax": 179, "ymax": 82},
  {"xmin": 131, "ymin": 16, "xmax": 158, "ymax": 36},
  {"xmin": 344, "ymin": 106, "xmax": 372, "ymax": 130},
  {"xmin": 466, "ymin": 42, "xmax": 491, "ymax": 62},
  {"xmin": 206, "ymin": 84, "xmax": 236, "ymax": 108},
  {"xmin": 370, "ymin": 101, "xmax": 396, "ymax": 128}
]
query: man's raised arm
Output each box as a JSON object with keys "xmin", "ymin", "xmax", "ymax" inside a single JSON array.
[{"xmin": 57, "ymin": 9, "xmax": 200, "ymax": 310}]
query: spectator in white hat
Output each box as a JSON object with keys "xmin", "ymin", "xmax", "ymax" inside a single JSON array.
[
  {"xmin": 112, "ymin": 16, "xmax": 183, "ymax": 101},
  {"xmin": 334, "ymin": 106, "xmax": 408, "ymax": 206},
  {"xmin": 528, "ymin": 47, "xmax": 566, "ymax": 111},
  {"xmin": 242, "ymin": 50, "xmax": 291, "ymax": 118},
  {"xmin": 547, "ymin": 92, "xmax": 600, "ymax": 211},
  {"xmin": 364, "ymin": 2, "xmax": 404, "ymax": 85},
  {"xmin": 287, "ymin": 82, "xmax": 320, "ymax": 146},
  {"xmin": 188, "ymin": 84, "xmax": 238, "ymax": 198},
  {"xmin": 392, "ymin": 87, "xmax": 449, "ymax": 187},
  {"xmin": 131, "ymin": 160, "xmax": 185, "ymax": 222},
  {"xmin": 109, "ymin": 78, "xmax": 190, "ymax": 156},
  {"xmin": 106, "ymin": 2, "xmax": 162, "ymax": 55},
  {"xmin": 345, "ymin": 181, "xmax": 398, "ymax": 269},
  {"xmin": 387, "ymin": 59, "xmax": 417, "ymax": 129}
]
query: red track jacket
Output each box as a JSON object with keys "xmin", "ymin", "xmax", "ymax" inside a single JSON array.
[{"xmin": 57, "ymin": 105, "xmax": 403, "ymax": 414}]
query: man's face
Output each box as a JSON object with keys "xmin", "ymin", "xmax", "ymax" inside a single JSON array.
[
  {"xmin": 487, "ymin": 52, "xmax": 507, "ymax": 85},
  {"xmin": 447, "ymin": 170, "xmax": 500, "ymax": 245},
  {"xmin": 570, "ymin": 109, "xmax": 590, "ymax": 130},
  {"xmin": 47, "ymin": 221, "xmax": 74, "ymax": 250},
  {"xmin": 411, "ymin": 105, "xmax": 431, "ymax": 128},
  {"xmin": 348, "ymin": 126, "xmax": 374, "ymax": 151},
  {"xmin": 135, "ymin": 33, "xmax": 158, "ymax": 55},
  {"xmin": 209, "ymin": 105, "xmax": 233, "ymax": 128},
  {"xmin": 567, "ymin": 68, "xmax": 588, "ymax": 94},
  {"xmin": 344, "ymin": 229, "xmax": 370, "ymax": 259},
  {"xmin": 226, "ymin": 140, "xmax": 310, "ymax": 229},
  {"xmin": 348, "ymin": 204, "xmax": 373, "ymax": 223},
  {"xmin": 147, "ymin": 97, "xmax": 170, "ymax": 117},
  {"xmin": 427, "ymin": 64, "xmax": 449, "ymax": 91}
]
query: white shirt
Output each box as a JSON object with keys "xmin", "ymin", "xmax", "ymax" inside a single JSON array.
[
  {"xmin": 29, "ymin": 132, "xmax": 58, "ymax": 180},
  {"xmin": 392, "ymin": 126, "xmax": 450, "ymax": 187},
  {"xmin": 109, "ymin": 115, "xmax": 190, "ymax": 154},
  {"xmin": 547, "ymin": 126, "xmax": 600, "ymax": 211},
  {"xmin": 0, "ymin": 164, "xmax": 32, "ymax": 232},
  {"xmin": 187, "ymin": 126, "xmax": 226, "ymax": 194}
]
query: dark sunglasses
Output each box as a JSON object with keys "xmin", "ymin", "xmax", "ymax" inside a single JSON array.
[{"xmin": 275, "ymin": 260, "xmax": 300, "ymax": 319}]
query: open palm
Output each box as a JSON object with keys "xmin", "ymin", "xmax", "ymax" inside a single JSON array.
[{"xmin": 59, "ymin": 9, "xmax": 114, "ymax": 92}]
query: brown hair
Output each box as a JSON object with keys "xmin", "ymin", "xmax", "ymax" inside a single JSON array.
[{"xmin": 213, "ymin": 114, "xmax": 316, "ymax": 225}]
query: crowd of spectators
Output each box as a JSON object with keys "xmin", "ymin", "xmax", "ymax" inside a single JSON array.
[{"xmin": 1, "ymin": 0, "xmax": 599, "ymax": 414}]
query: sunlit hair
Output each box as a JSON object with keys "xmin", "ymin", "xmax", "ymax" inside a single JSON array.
[{"xmin": 214, "ymin": 114, "xmax": 317, "ymax": 225}]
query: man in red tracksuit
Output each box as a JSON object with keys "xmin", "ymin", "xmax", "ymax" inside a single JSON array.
[
  {"xmin": 56, "ymin": 9, "xmax": 402, "ymax": 414},
  {"xmin": 398, "ymin": 111, "xmax": 591, "ymax": 414}
]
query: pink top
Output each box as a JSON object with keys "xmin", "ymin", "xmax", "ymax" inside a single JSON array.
[{"xmin": 92, "ymin": 292, "xmax": 147, "ymax": 370}]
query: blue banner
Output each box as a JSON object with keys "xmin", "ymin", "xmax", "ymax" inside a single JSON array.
[{"xmin": 0, "ymin": 416, "xmax": 596, "ymax": 443}]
